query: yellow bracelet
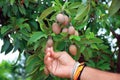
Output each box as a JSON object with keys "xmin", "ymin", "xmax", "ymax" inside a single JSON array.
[{"xmin": 73, "ymin": 65, "xmax": 84, "ymax": 80}]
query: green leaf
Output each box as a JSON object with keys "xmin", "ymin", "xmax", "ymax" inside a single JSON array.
[
  {"xmin": 29, "ymin": 20, "xmax": 38, "ymax": 30},
  {"xmin": 90, "ymin": 38, "xmax": 103, "ymax": 44},
  {"xmin": 24, "ymin": 0, "xmax": 29, "ymax": 7},
  {"xmin": 40, "ymin": 7, "xmax": 54, "ymax": 19},
  {"xmin": 97, "ymin": 44, "xmax": 108, "ymax": 50},
  {"xmin": 56, "ymin": 41, "xmax": 66, "ymax": 51},
  {"xmin": 26, "ymin": 54, "xmax": 40, "ymax": 74},
  {"xmin": 109, "ymin": 0, "xmax": 120, "ymax": 16},
  {"xmin": 1, "ymin": 40, "xmax": 10, "ymax": 53},
  {"xmin": 68, "ymin": 2, "xmax": 81, "ymax": 10},
  {"xmin": 51, "ymin": 0, "xmax": 63, "ymax": 12},
  {"xmin": 37, "ymin": 18, "xmax": 49, "ymax": 33},
  {"xmin": 69, "ymin": 35, "xmax": 81, "ymax": 41},
  {"xmin": 2, "ymin": 5, "xmax": 8, "ymax": 16},
  {"xmin": 19, "ymin": 23, "xmax": 31, "ymax": 32},
  {"xmin": 80, "ymin": 45, "xmax": 86, "ymax": 53},
  {"xmin": 1, "ymin": 26, "xmax": 11, "ymax": 35},
  {"xmin": 54, "ymin": 0, "xmax": 62, "ymax": 9},
  {"xmin": 12, "ymin": 4, "xmax": 18, "ymax": 15},
  {"xmin": 10, "ymin": 0, "xmax": 15, "ymax": 5},
  {"xmin": 91, "ymin": 44, "xmax": 99, "ymax": 50},
  {"xmin": 82, "ymin": 48, "xmax": 93, "ymax": 60},
  {"xmin": 17, "ymin": 18, "xmax": 27, "ymax": 24},
  {"xmin": 86, "ymin": 32, "xmax": 95, "ymax": 39},
  {"xmin": 23, "ymin": 23, "xmax": 31, "ymax": 32},
  {"xmin": 96, "ymin": 60, "xmax": 110, "ymax": 70},
  {"xmin": 74, "ymin": 4, "xmax": 90, "ymax": 21},
  {"xmin": 86, "ymin": 60, "xmax": 96, "ymax": 67},
  {"xmin": 18, "ymin": 5, "xmax": 26, "ymax": 15},
  {"xmin": 28, "ymin": 32, "xmax": 47, "ymax": 45},
  {"xmin": 5, "ymin": 43, "xmax": 13, "ymax": 55}
]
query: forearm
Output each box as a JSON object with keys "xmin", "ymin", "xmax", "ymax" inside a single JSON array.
[{"xmin": 81, "ymin": 66, "xmax": 120, "ymax": 80}]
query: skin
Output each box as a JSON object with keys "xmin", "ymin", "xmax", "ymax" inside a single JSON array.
[
  {"xmin": 81, "ymin": 66, "xmax": 120, "ymax": 80},
  {"xmin": 44, "ymin": 47, "xmax": 75, "ymax": 78},
  {"xmin": 44, "ymin": 47, "xmax": 120, "ymax": 80}
]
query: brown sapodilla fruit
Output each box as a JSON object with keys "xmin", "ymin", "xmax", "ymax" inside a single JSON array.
[
  {"xmin": 69, "ymin": 44, "xmax": 77, "ymax": 56},
  {"xmin": 46, "ymin": 38, "xmax": 53, "ymax": 47},
  {"xmin": 52, "ymin": 22, "xmax": 61, "ymax": 34},
  {"xmin": 68, "ymin": 26, "xmax": 75, "ymax": 35},
  {"xmin": 62, "ymin": 28, "xmax": 68, "ymax": 33},
  {"xmin": 74, "ymin": 30, "xmax": 79, "ymax": 36},
  {"xmin": 56, "ymin": 13, "xmax": 65, "ymax": 23},
  {"xmin": 63, "ymin": 15, "xmax": 69, "ymax": 26}
]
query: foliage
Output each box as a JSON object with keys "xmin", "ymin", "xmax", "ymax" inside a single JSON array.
[
  {"xmin": 0, "ymin": 60, "xmax": 30, "ymax": 80},
  {"xmin": 0, "ymin": 61, "xmax": 12, "ymax": 80},
  {"xmin": 0, "ymin": 0, "xmax": 120, "ymax": 80}
]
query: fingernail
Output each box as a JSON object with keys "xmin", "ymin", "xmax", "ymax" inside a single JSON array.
[
  {"xmin": 47, "ymin": 47, "xmax": 51, "ymax": 51},
  {"xmin": 48, "ymin": 57, "xmax": 51, "ymax": 61}
]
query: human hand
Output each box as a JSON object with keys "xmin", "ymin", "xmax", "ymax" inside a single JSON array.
[{"xmin": 44, "ymin": 47, "xmax": 75, "ymax": 78}]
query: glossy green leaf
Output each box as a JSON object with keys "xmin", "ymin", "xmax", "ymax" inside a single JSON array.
[
  {"xmin": 1, "ymin": 26, "xmax": 11, "ymax": 35},
  {"xmin": 17, "ymin": 18, "xmax": 27, "ymax": 24},
  {"xmin": 74, "ymin": 4, "xmax": 90, "ymax": 21},
  {"xmin": 80, "ymin": 45, "xmax": 86, "ymax": 53},
  {"xmin": 54, "ymin": 0, "xmax": 62, "ymax": 9},
  {"xmin": 26, "ymin": 54, "xmax": 40, "ymax": 74},
  {"xmin": 40, "ymin": 7, "xmax": 54, "ymax": 19},
  {"xmin": 86, "ymin": 60, "xmax": 96, "ymax": 68},
  {"xmin": 18, "ymin": 5, "xmax": 26, "ymax": 15},
  {"xmin": 56, "ymin": 41, "xmax": 66, "ymax": 51},
  {"xmin": 1, "ymin": 40, "xmax": 10, "ymax": 53},
  {"xmin": 37, "ymin": 18, "xmax": 49, "ymax": 33},
  {"xmin": 69, "ymin": 35, "xmax": 81, "ymax": 41},
  {"xmin": 24, "ymin": 0, "xmax": 29, "ymax": 7},
  {"xmin": 83, "ymin": 48, "xmax": 93, "ymax": 60},
  {"xmin": 23, "ymin": 23, "xmax": 31, "ymax": 32},
  {"xmin": 5, "ymin": 43, "xmax": 13, "ymax": 55},
  {"xmin": 90, "ymin": 38, "xmax": 103, "ymax": 44},
  {"xmin": 12, "ymin": 4, "xmax": 18, "ymax": 15},
  {"xmin": 68, "ymin": 2, "xmax": 81, "ymax": 10},
  {"xmin": 91, "ymin": 44, "xmax": 99, "ymax": 50},
  {"xmin": 96, "ymin": 60, "xmax": 110, "ymax": 70},
  {"xmin": 28, "ymin": 32, "xmax": 47, "ymax": 45},
  {"xmin": 109, "ymin": 0, "xmax": 120, "ymax": 16}
]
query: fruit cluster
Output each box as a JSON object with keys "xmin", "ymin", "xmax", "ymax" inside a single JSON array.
[{"xmin": 46, "ymin": 13, "xmax": 79, "ymax": 56}]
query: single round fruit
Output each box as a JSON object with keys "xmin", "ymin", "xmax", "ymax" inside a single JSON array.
[
  {"xmin": 63, "ymin": 15, "xmax": 69, "ymax": 26},
  {"xmin": 62, "ymin": 28, "xmax": 68, "ymax": 33},
  {"xmin": 68, "ymin": 26, "xmax": 75, "ymax": 35},
  {"xmin": 52, "ymin": 22, "xmax": 61, "ymax": 34},
  {"xmin": 74, "ymin": 30, "xmax": 79, "ymax": 36},
  {"xmin": 56, "ymin": 13, "xmax": 65, "ymax": 23},
  {"xmin": 69, "ymin": 44, "xmax": 77, "ymax": 56},
  {"xmin": 46, "ymin": 38, "xmax": 53, "ymax": 47}
]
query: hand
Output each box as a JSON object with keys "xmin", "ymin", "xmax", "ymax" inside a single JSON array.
[{"xmin": 44, "ymin": 47, "xmax": 75, "ymax": 78}]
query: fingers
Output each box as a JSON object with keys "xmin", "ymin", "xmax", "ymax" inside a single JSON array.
[
  {"xmin": 46, "ymin": 47, "xmax": 64, "ymax": 59},
  {"xmin": 44, "ymin": 52, "xmax": 53, "ymax": 70},
  {"xmin": 44, "ymin": 47, "xmax": 51, "ymax": 54},
  {"xmin": 44, "ymin": 66, "xmax": 49, "ymax": 75}
]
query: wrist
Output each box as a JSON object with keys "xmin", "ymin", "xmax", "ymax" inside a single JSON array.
[{"xmin": 69, "ymin": 60, "xmax": 76, "ymax": 78}]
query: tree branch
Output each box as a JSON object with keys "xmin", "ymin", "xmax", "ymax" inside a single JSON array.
[{"xmin": 110, "ymin": 27, "xmax": 120, "ymax": 73}]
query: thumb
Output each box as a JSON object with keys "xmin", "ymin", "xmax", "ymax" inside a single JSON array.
[
  {"xmin": 50, "ymin": 47, "xmax": 61, "ymax": 59},
  {"xmin": 44, "ymin": 66, "xmax": 49, "ymax": 75}
]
